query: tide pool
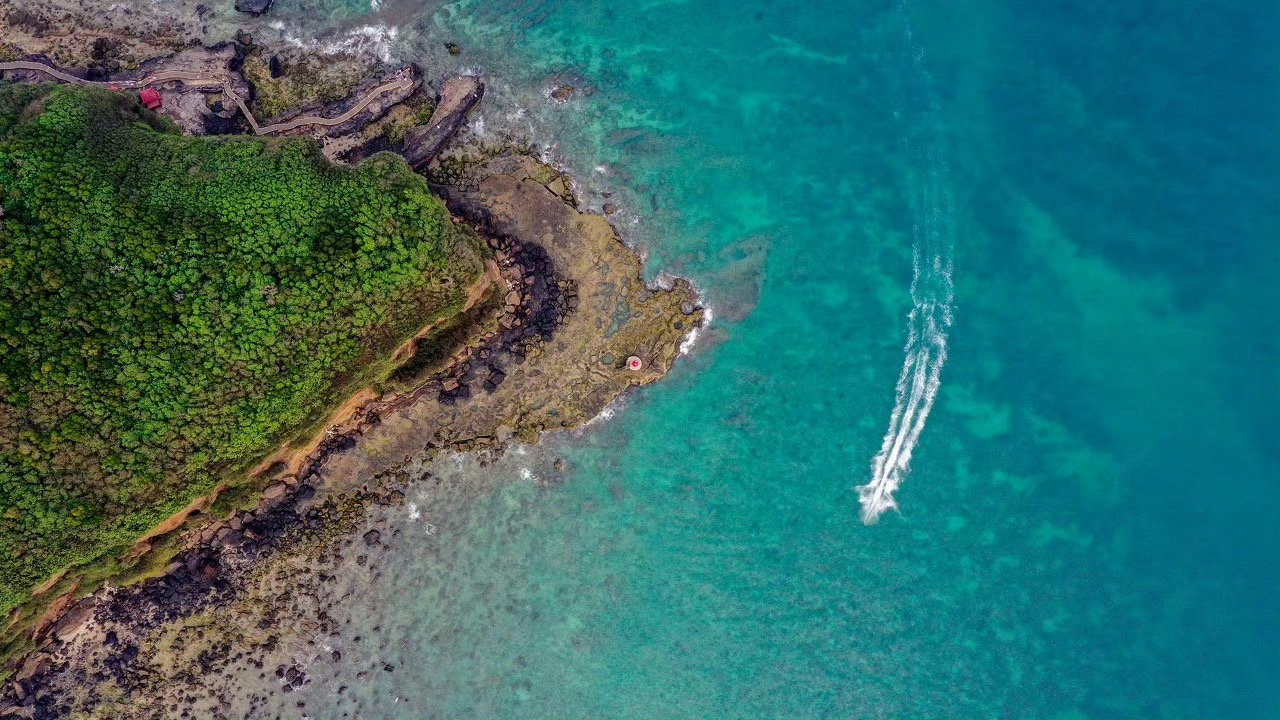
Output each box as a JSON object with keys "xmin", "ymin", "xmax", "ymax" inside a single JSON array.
[{"xmin": 262, "ymin": 0, "xmax": 1280, "ymax": 717}]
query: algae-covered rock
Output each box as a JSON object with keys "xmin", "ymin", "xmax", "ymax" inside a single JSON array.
[{"xmin": 402, "ymin": 75, "xmax": 485, "ymax": 169}]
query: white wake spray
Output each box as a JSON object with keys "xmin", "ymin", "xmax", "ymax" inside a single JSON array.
[
  {"xmin": 858, "ymin": 224, "xmax": 953, "ymax": 524},
  {"xmin": 857, "ymin": 9, "xmax": 955, "ymax": 524}
]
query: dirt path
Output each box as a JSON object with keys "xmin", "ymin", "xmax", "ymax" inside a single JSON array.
[
  {"xmin": 390, "ymin": 258, "xmax": 503, "ymax": 364},
  {"xmin": 123, "ymin": 483, "xmax": 229, "ymax": 561},
  {"xmin": 121, "ymin": 262, "xmax": 502, "ymax": 562},
  {"xmin": 0, "ymin": 59, "xmax": 414, "ymax": 136}
]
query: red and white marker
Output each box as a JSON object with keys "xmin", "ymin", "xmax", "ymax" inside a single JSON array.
[{"xmin": 626, "ymin": 356, "xmax": 643, "ymax": 371}]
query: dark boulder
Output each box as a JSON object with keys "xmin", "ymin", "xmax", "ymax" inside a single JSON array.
[
  {"xmin": 234, "ymin": 0, "xmax": 273, "ymax": 16},
  {"xmin": 402, "ymin": 76, "xmax": 484, "ymax": 169}
]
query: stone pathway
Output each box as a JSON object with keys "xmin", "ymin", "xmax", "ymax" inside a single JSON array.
[{"xmin": 0, "ymin": 59, "xmax": 414, "ymax": 136}]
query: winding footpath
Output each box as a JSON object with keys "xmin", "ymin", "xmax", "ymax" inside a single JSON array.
[{"xmin": 0, "ymin": 59, "xmax": 414, "ymax": 135}]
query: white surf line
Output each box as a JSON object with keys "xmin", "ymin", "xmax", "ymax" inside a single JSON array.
[{"xmin": 857, "ymin": 5, "xmax": 955, "ymax": 525}]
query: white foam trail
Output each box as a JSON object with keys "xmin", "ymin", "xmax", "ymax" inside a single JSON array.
[
  {"xmin": 859, "ymin": 160, "xmax": 954, "ymax": 523},
  {"xmin": 857, "ymin": 6, "xmax": 954, "ymax": 524},
  {"xmin": 858, "ymin": 295, "xmax": 950, "ymax": 522}
]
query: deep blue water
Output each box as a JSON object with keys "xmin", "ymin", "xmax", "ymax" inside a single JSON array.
[{"xmin": 260, "ymin": 0, "xmax": 1280, "ymax": 717}]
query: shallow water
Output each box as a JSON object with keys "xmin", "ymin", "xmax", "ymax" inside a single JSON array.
[{"xmin": 257, "ymin": 0, "xmax": 1279, "ymax": 717}]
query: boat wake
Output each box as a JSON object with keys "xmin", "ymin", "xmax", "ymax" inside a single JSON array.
[
  {"xmin": 857, "ymin": 7, "xmax": 955, "ymax": 525},
  {"xmin": 858, "ymin": 209, "xmax": 953, "ymax": 524}
]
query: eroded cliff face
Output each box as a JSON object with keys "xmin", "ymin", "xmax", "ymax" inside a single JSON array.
[{"xmin": 1, "ymin": 150, "xmax": 702, "ymax": 719}]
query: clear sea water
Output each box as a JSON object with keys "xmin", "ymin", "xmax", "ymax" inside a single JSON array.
[{"xmin": 258, "ymin": 0, "xmax": 1279, "ymax": 717}]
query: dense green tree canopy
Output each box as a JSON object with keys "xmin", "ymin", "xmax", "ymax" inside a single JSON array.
[{"xmin": 0, "ymin": 84, "xmax": 482, "ymax": 611}]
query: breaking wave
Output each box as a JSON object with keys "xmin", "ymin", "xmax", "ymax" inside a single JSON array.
[
  {"xmin": 266, "ymin": 21, "xmax": 402, "ymax": 63},
  {"xmin": 857, "ymin": 4, "xmax": 955, "ymax": 524}
]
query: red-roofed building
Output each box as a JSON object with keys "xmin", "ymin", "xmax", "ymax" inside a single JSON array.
[{"xmin": 139, "ymin": 88, "xmax": 162, "ymax": 110}]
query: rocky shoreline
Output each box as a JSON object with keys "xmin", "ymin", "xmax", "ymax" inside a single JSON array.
[{"xmin": 0, "ymin": 24, "xmax": 701, "ymax": 718}]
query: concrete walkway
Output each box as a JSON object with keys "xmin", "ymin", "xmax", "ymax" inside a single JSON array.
[{"xmin": 0, "ymin": 59, "xmax": 414, "ymax": 136}]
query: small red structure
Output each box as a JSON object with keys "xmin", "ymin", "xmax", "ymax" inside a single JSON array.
[
  {"xmin": 139, "ymin": 88, "xmax": 162, "ymax": 110},
  {"xmin": 626, "ymin": 356, "xmax": 643, "ymax": 371}
]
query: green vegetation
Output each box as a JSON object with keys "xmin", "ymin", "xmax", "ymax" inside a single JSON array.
[
  {"xmin": 390, "ymin": 283, "xmax": 500, "ymax": 386},
  {"xmin": 240, "ymin": 52, "xmax": 361, "ymax": 120},
  {"xmin": 0, "ymin": 83, "xmax": 483, "ymax": 613},
  {"xmin": 382, "ymin": 95, "xmax": 438, "ymax": 147}
]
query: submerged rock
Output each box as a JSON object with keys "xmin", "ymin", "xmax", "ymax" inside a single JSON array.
[
  {"xmin": 234, "ymin": 0, "xmax": 273, "ymax": 16},
  {"xmin": 402, "ymin": 76, "xmax": 485, "ymax": 169}
]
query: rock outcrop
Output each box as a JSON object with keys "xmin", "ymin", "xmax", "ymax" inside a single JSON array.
[
  {"xmin": 402, "ymin": 75, "xmax": 484, "ymax": 169},
  {"xmin": 0, "ymin": 148, "xmax": 702, "ymax": 719},
  {"xmin": 233, "ymin": 0, "xmax": 273, "ymax": 16}
]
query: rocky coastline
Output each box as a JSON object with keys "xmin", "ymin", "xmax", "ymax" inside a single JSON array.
[{"xmin": 0, "ymin": 24, "xmax": 702, "ymax": 720}]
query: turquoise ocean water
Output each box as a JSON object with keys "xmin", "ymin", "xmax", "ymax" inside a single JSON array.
[{"xmin": 261, "ymin": 0, "xmax": 1279, "ymax": 717}]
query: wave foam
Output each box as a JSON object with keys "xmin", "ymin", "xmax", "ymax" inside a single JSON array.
[
  {"xmin": 856, "ymin": 5, "xmax": 955, "ymax": 524},
  {"xmin": 679, "ymin": 303, "xmax": 713, "ymax": 356},
  {"xmin": 269, "ymin": 22, "xmax": 401, "ymax": 63}
]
